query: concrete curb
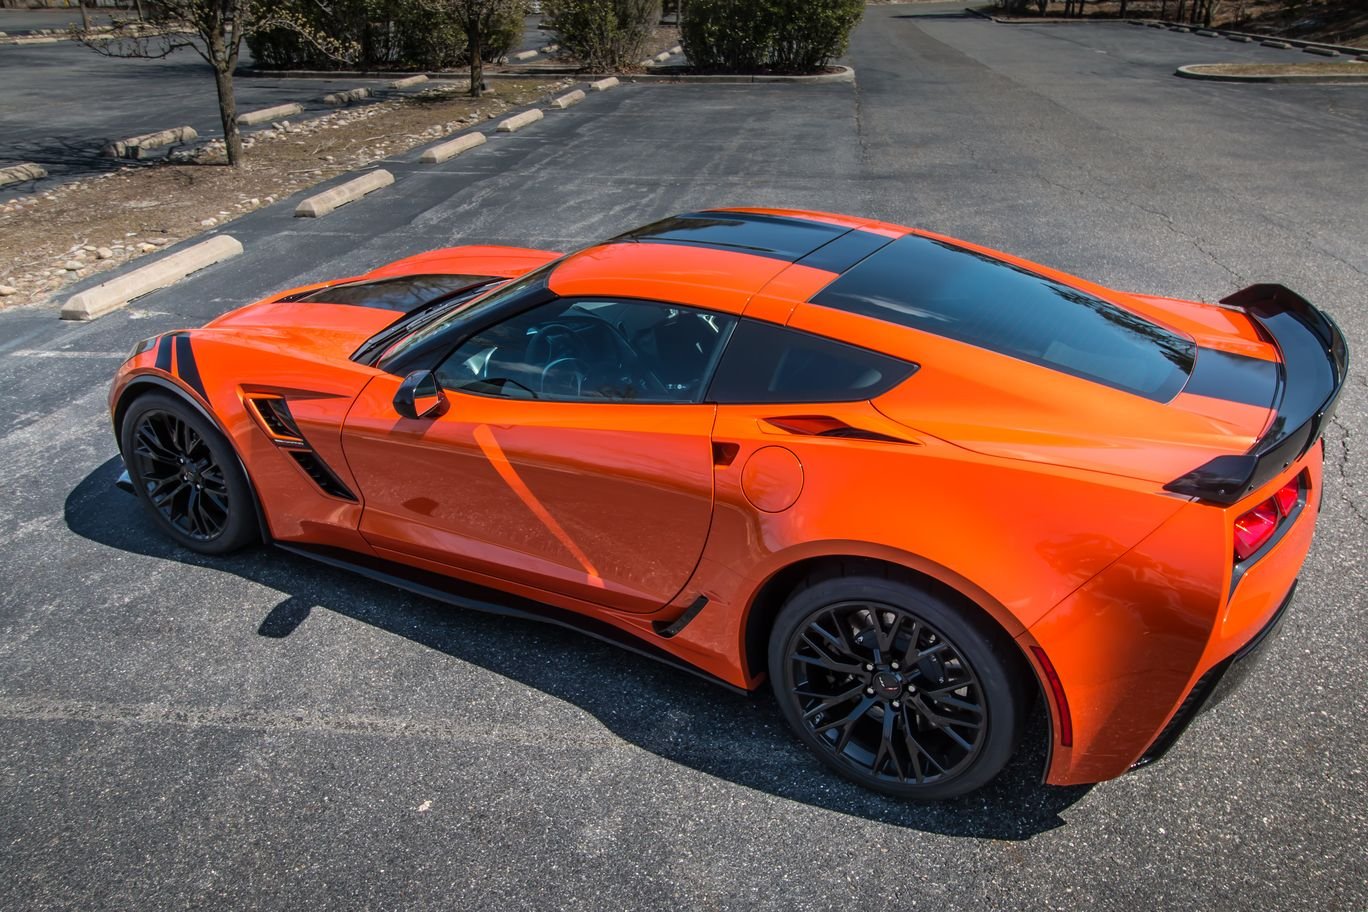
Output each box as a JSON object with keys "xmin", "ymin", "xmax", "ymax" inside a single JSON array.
[
  {"xmin": 419, "ymin": 131, "xmax": 486, "ymax": 163},
  {"xmin": 238, "ymin": 102, "xmax": 304, "ymax": 126},
  {"xmin": 102, "ymin": 126, "xmax": 198, "ymax": 159},
  {"xmin": 497, "ymin": 109, "xmax": 543, "ymax": 132},
  {"xmin": 551, "ymin": 89, "xmax": 586, "ymax": 109},
  {"xmin": 293, "ymin": 169, "xmax": 394, "ymax": 217},
  {"xmin": 389, "ymin": 74, "xmax": 429, "ymax": 89},
  {"xmin": 240, "ymin": 66, "xmax": 857, "ymax": 85},
  {"xmin": 512, "ymin": 49, "xmax": 539, "ymax": 61},
  {"xmin": 60, "ymin": 235, "xmax": 243, "ymax": 321},
  {"xmin": 322, "ymin": 87, "xmax": 371, "ymax": 105},
  {"xmin": 1176, "ymin": 63, "xmax": 1368, "ymax": 83},
  {"xmin": 590, "ymin": 77, "xmax": 619, "ymax": 91},
  {"xmin": 0, "ymin": 162, "xmax": 47, "ymax": 187}
]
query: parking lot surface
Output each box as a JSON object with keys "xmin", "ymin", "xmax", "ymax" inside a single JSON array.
[
  {"xmin": 1, "ymin": 5, "xmax": 1365, "ymax": 910},
  {"xmin": 0, "ymin": 16, "xmax": 552, "ymax": 183}
]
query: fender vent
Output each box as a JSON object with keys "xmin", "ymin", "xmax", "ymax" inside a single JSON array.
[
  {"xmin": 247, "ymin": 394, "xmax": 357, "ymax": 502},
  {"xmin": 288, "ymin": 451, "xmax": 358, "ymax": 502}
]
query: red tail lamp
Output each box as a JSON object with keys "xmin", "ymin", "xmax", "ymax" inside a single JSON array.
[{"xmin": 1233, "ymin": 475, "xmax": 1303, "ymax": 563}]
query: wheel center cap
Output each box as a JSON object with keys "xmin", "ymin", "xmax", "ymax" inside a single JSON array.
[{"xmin": 873, "ymin": 670, "xmax": 903, "ymax": 696}]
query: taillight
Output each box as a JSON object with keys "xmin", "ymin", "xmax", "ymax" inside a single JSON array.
[
  {"xmin": 1273, "ymin": 478, "xmax": 1299, "ymax": 516},
  {"xmin": 1233, "ymin": 502, "xmax": 1277, "ymax": 561},
  {"xmin": 1233, "ymin": 474, "xmax": 1304, "ymax": 563}
]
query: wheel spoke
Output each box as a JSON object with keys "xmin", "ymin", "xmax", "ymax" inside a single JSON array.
[
  {"xmin": 149, "ymin": 479, "xmax": 186, "ymax": 509},
  {"xmin": 899, "ymin": 619, "xmax": 923, "ymax": 667},
  {"xmin": 793, "ymin": 651, "xmax": 865, "ymax": 677},
  {"xmin": 814, "ymin": 694, "xmax": 876, "ymax": 737},
  {"xmin": 876, "ymin": 610, "xmax": 902, "ymax": 654},
  {"xmin": 874, "ymin": 706, "xmax": 906, "ymax": 781},
  {"xmin": 801, "ymin": 682, "xmax": 866, "ymax": 721}
]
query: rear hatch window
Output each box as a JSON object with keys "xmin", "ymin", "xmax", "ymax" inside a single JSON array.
[{"xmin": 810, "ymin": 235, "xmax": 1195, "ymax": 401}]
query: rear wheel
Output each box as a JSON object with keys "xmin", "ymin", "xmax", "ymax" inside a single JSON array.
[
  {"xmin": 120, "ymin": 392, "xmax": 258, "ymax": 555},
  {"xmin": 769, "ymin": 573, "xmax": 1026, "ymax": 800}
]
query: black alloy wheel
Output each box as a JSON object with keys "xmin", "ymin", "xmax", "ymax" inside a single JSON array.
[
  {"xmin": 120, "ymin": 392, "xmax": 258, "ymax": 555},
  {"xmin": 770, "ymin": 574, "xmax": 1025, "ymax": 800}
]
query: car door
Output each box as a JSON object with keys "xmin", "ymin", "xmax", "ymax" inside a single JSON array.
[{"xmin": 340, "ymin": 296, "xmax": 737, "ymax": 615}]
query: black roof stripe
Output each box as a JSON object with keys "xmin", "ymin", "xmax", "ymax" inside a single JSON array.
[
  {"xmin": 607, "ymin": 211, "xmax": 848, "ymax": 262},
  {"xmin": 795, "ymin": 229, "xmax": 896, "ymax": 275}
]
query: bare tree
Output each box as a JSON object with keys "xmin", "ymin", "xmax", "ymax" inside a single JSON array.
[
  {"xmin": 435, "ymin": 0, "xmax": 525, "ymax": 98},
  {"xmin": 73, "ymin": 2, "xmax": 351, "ymax": 166}
]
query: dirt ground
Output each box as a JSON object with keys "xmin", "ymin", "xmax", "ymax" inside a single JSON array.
[
  {"xmin": 992, "ymin": 0, "xmax": 1368, "ymax": 47},
  {"xmin": 1187, "ymin": 60, "xmax": 1368, "ymax": 73},
  {"xmin": 0, "ymin": 78, "xmax": 564, "ymax": 309}
]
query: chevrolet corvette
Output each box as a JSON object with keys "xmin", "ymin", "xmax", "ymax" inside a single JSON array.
[{"xmin": 109, "ymin": 209, "xmax": 1348, "ymax": 799}]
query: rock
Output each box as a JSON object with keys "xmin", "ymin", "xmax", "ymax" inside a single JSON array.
[
  {"xmin": 64, "ymin": 260, "xmax": 85, "ymax": 271},
  {"xmin": 137, "ymin": 242, "xmax": 157, "ymax": 252},
  {"xmin": 200, "ymin": 218, "xmax": 217, "ymax": 227},
  {"xmin": 0, "ymin": 285, "xmax": 16, "ymax": 296},
  {"xmin": 96, "ymin": 247, "xmax": 114, "ymax": 259}
]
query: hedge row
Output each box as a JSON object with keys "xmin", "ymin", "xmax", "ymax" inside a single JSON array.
[
  {"xmin": 542, "ymin": 0, "xmax": 661, "ymax": 72},
  {"xmin": 680, "ymin": 0, "xmax": 863, "ymax": 73}
]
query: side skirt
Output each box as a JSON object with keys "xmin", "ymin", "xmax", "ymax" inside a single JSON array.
[{"xmin": 274, "ymin": 542, "xmax": 750, "ymax": 696}]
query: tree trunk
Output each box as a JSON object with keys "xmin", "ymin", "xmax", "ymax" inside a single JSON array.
[
  {"xmin": 134, "ymin": 0, "xmax": 145, "ymax": 21},
  {"xmin": 212, "ymin": 64, "xmax": 242, "ymax": 166},
  {"xmin": 469, "ymin": 24, "xmax": 484, "ymax": 98},
  {"xmin": 78, "ymin": 2, "xmax": 89, "ymax": 31},
  {"xmin": 1119, "ymin": 0, "xmax": 1128, "ymax": 17}
]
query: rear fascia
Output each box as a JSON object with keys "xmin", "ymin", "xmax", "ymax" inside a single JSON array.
[{"xmin": 1030, "ymin": 443, "xmax": 1323, "ymax": 785}]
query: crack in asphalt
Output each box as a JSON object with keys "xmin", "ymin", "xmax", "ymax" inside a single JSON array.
[{"xmin": 1327, "ymin": 415, "xmax": 1367, "ymax": 529}]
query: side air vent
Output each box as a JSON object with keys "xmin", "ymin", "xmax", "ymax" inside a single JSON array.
[
  {"xmin": 763, "ymin": 415, "xmax": 912, "ymax": 444},
  {"xmin": 245, "ymin": 394, "xmax": 358, "ymax": 502},
  {"xmin": 288, "ymin": 451, "xmax": 358, "ymax": 502},
  {"xmin": 246, "ymin": 395, "xmax": 306, "ymax": 446}
]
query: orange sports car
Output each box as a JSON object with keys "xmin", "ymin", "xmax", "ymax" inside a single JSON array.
[{"xmin": 109, "ymin": 209, "xmax": 1348, "ymax": 799}]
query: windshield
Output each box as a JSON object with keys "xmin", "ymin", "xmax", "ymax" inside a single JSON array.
[{"xmin": 374, "ymin": 259, "xmax": 562, "ymax": 370}]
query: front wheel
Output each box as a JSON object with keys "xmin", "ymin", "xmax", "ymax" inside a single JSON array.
[
  {"xmin": 120, "ymin": 391, "xmax": 259, "ymax": 555},
  {"xmin": 769, "ymin": 573, "xmax": 1027, "ymax": 800}
]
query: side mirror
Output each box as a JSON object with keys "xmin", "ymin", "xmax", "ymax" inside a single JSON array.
[{"xmin": 393, "ymin": 370, "xmax": 448, "ymax": 420}]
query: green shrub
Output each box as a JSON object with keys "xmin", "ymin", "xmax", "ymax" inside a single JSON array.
[
  {"xmin": 544, "ymin": 0, "xmax": 661, "ymax": 71},
  {"xmin": 680, "ymin": 0, "xmax": 862, "ymax": 74},
  {"xmin": 246, "ymin": 0, "xmax": 523, "ymax": 71}
]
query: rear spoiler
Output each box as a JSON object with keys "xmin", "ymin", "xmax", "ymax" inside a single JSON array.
[{"xmin": 1165, "ymin": 284, "xmax": 1350, "ymax": 505}]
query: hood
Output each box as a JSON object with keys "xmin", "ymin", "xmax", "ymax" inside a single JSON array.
[{"xmin": 202, "ymin": 300, "xmax": 400, "ymax": 362}]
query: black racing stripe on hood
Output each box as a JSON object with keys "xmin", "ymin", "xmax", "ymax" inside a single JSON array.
[
  {"xmin": 154, "ymin": 334, "xmax": 173, "ymax": 372},
  {"xmin": 1183, "ymin": 347, "xmax": 1280, "ymax": 408},
  {"xmin": 173, "ymin": 333, "xmax": 207, "ymax": 400}
]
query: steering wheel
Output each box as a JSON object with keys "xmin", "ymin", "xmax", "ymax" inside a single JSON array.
[
  {"xmin": 540, "ymin": 356, "xmax": 588, "ymax": 398},
  {"xmin": 529, "ymin": 316, "xmax": 671, "ymax": 399}
]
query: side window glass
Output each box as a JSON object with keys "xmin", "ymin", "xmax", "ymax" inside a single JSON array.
[
  {"xmin": 707, "ymin": 320, "xmax": 916, "ymax": 404},
  {"xmin": 435, "ymin": 298, "xmax": 736, "ymax": 403}
]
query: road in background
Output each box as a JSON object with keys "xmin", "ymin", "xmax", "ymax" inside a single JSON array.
[{"xmin": 1, "ymin": 5, "xmax": 1365, "ymax": 910}]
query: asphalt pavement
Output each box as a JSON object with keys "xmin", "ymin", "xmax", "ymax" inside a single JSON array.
[{"xmin": 1, "ymin": 5, "xmax": 1365, "ymax": 910}]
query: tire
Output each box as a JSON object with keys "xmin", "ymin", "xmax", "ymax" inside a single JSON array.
[
  {"xmin": 768, "ymin": 572, "xmax": 1027, "ymax": 800},
  {"xmin": 120, "ymin": 391, "xmax": 259, "ymax": 555}
]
